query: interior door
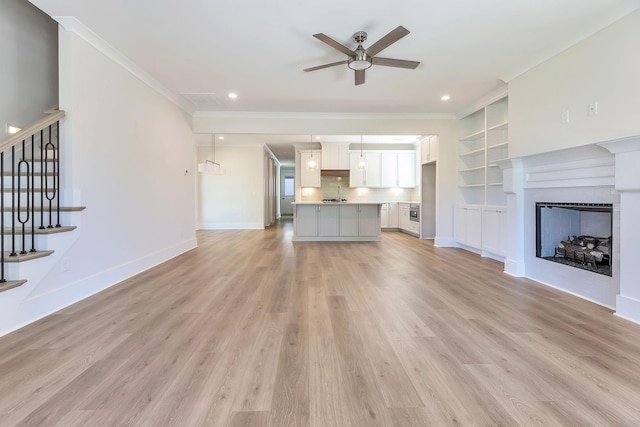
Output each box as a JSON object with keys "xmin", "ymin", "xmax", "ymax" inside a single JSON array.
[{"xmin": 280, "ymin": 169, "xmax": 294, "ymax": 216}]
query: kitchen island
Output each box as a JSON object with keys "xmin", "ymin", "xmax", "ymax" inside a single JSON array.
[{"xmin": 292, "ymin": 202, "xmax": 382, "ymax": 241}]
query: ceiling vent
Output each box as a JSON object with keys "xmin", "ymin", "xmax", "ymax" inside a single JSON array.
[{"xmin": 181, "ymin": 93, "xmax": 223, "ymax": 109}]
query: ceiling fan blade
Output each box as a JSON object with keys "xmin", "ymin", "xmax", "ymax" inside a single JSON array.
[
  {"xmin": 355, "ymin": 69, "xmax": 365, "ymax": 86},
  {"xmin": 372, "ymin": 57, "xmax": 420, "ymax": 69},
  {"xmin": 365, "ymin": 26, "xmax": 410, "ymax": 57},
  {"xmin": 304, "ymin": 60, "xmax": 348, "ymax": 72},
  {"xmin": 313, "ymin": 33, "xmax": 355, "ymax": 56}
]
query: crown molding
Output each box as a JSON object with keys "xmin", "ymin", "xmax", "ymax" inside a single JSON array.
[
  {"xmin": 54, "ymin": 16, "xmax": 194, "ymax": 114},
  {"xmin": 192, "ymin": 111, "xmax": 456, "ymax": 120}
]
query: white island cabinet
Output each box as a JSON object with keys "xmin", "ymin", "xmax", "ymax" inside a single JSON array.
[{"xmin": 293, "ymin": 202, "xmax": 382, "ymax": 241}]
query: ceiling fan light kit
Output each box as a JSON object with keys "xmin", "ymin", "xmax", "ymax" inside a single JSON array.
[{"xmin": 304, "ymin": 26, "xmax": 420, "ymax": 85}]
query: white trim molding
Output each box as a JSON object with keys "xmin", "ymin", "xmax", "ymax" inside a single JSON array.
[{"xmin": 53, "ymin": 16, "xmax": 194, "ymax": 114}]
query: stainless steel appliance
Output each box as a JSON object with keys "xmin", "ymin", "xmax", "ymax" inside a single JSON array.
[{"xmin": 409, "ymin": 204, "xmax": 419, "ymax": 222}]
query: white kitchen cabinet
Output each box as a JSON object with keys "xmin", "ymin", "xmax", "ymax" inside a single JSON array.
[
  {"xmin": 380, "ymin": 202, "xmax": 399, "ymax": 229},
  {"xmin": 321, "ymin": 142, "xmax": 350, "ymax": 170},
  {"xmin": 300, "ymin": 151, "xmax": 321, "ymax": 187},
  {"xmin": 388, "ymin": 202, "xmax": 399, "ymax": 228},
  {"xmin": 380, "ymin": 151, "xmax": 415, "ymax": 188},
  {"xmin": 381, "ymin": 152, "xmax": 399, "ymax": 187},
  {"xmin": 454, "ymin": 205, "xmax": 482, "ymax": 249},
  {"xmin": 358, "ymin": 205, "xmax": 380, "ymax": 237},
  {"xmin": 380, "ymin": 203, "xmax": 389, "ymax": 228},
  {"xmin": 482, "ymin": 206, "xmax": 507, "ymax": 257},
  {"xmin": 398, "ymin": 151, "xmax": 416, "ymax": 187},
  {"xmin": 318, "ymin": 204, "xmax": 340, "ymax": 236},
  {"xmin": 295, "ymin": 204, "xmax": 318, "ymax": 236},
  {"xmin": 349, "ymin": 151, "xmax": 381, "ymax": 187},
  {"xmin": 399, "ymin": 203, "xmax": 411, "ymax": 231},
  {"xmin": 339, "ymin": 204, "xmax": 359, "ymax": 236},
  {"xmin": 421, "ymin": 136, "xmax": 439, "ymax": 164}
]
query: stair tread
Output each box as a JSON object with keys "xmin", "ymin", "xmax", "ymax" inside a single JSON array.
[
  {"xmin": 2, "ymin": 188, "xmax": 60, "ymax": 193},
  {"xmin": 3, "ymin": 250, "xmax": 54, "ymax": 263},
  {"xmin": 2, "ymin": 172, "xmax": 58, "ymax": 176},
  {"xmin": 2, "ymin": 225, "xmax": 76, "ymax": 234},
  {"xmin": 0, "ymin": 279, "xmax": 27, "ymax": 292},
  {"xmin": 2, "ymin": 206, "xmax": 86, "ymax": 212}
]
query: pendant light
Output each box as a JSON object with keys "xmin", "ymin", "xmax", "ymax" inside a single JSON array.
[
  {"xmin": 357, "ymin": 135, "xmax": 366, "ymax": 170},
  {"xmin": 198, "ymin": 134, "xmax": 226, "ymax": 175},
  {"xmin": 307, "ymin": 135, "xmax": 317, "ymax": 169}
]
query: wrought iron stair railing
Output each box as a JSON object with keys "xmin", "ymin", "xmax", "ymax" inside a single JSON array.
[{"xmin": 0, "ymin": 110, "xmax": 65, "ymax": 284}]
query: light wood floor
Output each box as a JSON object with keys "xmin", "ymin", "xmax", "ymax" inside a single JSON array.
[{"xmin": 1, "ymin": 218, "xmax": 640, "ymax": 426}]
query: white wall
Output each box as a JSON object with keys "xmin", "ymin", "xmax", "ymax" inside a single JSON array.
[
  {"xmin": 0, "ymin": 25, "xmax": 198, "ymax": 335},
  {"xmin": 198, "ymin": 144, "xmax": 265, "ymax": 229},
  {"xmin": 509, "ymin": 10, "xmax": 640, "ymax": 158},
  {"xmin": 0, "ymin": 0, "xmax": 58, "ymax": 137}
]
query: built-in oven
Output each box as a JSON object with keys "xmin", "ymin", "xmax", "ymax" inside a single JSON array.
[{"xmin": 409, "ymin": 204, "xmax": 419, "ymax": 222}]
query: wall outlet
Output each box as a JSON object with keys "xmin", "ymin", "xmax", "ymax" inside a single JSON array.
[
  {"xmin": 588, "ymin": 102, "xmax": 598, "ymax": 116},
  {"xmin": 561, "ymin": 110, "xmax": 570, "ymax": 124}
]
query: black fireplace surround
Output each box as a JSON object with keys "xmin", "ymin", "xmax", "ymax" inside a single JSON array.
[{"xmin": 536, "ymin": 202, "xmax": 613, "ymax": 277}]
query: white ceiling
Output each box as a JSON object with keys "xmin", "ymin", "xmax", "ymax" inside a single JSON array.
[{"xmin": 29, "ymin": 0, "xmax": 638, "ymax": 115}]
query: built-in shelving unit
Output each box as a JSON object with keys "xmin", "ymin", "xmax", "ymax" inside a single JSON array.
[{"xmin": 457, "ymin": 95, "xmax": 508, "ymax": 206}]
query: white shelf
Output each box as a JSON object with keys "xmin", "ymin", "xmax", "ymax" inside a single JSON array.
[
  {"xmin": 457, "ymin": 94, "xmax": 508, "ymax": 206},
  {"xmin": 459, "ymin": 147, "xmax": 485, "ymax": 157},
  {"xmin": 459, "ymin": 129, "xmax": 485, "ymax": 141},
  {"xmin": 488, "ymin": 141, "xmax": 508, "ymax": 149},
  {"xmin": 459, "ymin": 166, "xmax": 485, "ymax": 172},
  {"xmin": 488, "ymin": 121, "xmax": 508, "ymax": 131}
]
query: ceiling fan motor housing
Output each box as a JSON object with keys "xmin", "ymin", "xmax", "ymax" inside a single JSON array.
[{"xmin": 353, "ymin": 31, "xmax": 368, "ymax": 44}]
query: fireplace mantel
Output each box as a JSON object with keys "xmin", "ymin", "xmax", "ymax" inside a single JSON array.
[{"xmin": 497, "ymin": 138, "xmax": 640, "ymax": 324}]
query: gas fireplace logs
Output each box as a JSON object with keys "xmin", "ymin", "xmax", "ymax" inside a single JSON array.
[{"xmin": 555, "ymin": 235, "xmax": 611, "ymax": 266}]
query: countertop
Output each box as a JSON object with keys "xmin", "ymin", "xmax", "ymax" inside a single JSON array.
[
  {"xmin": 293, "ymin": 201, "xmax": 420, "ymax": 205},
  {"xmin": 293, "ymin": 201, "xmax": 384, "ymax": 205}
]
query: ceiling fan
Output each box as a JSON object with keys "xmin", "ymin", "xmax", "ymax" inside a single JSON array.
[{"xmin": 304, "ymin": 25, "xmax": 420, "ymax": 86}]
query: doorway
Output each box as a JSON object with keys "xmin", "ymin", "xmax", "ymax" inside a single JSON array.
[{"xmin": 280, "ymin": 167, "xmax": 295, "ymax": 216}]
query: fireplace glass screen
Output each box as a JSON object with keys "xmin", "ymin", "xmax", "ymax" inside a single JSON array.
[{"xmin": 536, "ymin": 202, "xmax": 612, "ymax": 277}]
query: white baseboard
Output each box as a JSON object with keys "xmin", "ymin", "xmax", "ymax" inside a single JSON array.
[
  {"xmin": 504, "ymin": 258, "xmax": 526, "ymax": 277},
  {"xmin": 198, "ymin": 222, "xmax": 264, "ymax": 230},
  {"xmin": 0, "ymin": 238, "xmax": 197, "ymax": 337},
  {"xmin": 434, "ymin": 237, "xmax": 456, "ymax": 247},
  {"xmin": 615, "ymin": 295, "xmax": 640, "ymax": 325}
]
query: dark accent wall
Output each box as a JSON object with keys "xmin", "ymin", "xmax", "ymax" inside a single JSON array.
[{"xmin": 0, "ymin": 0, "xmax": 58, "ymax": 137}]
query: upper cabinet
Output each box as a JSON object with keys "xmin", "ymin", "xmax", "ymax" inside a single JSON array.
[
  {"xmin": 321, "ymin": 142, "xmax": 350, "ymax": 169},
  {"xmin": 300, "ymin": 150, "xmax": 321, "ymax": 187},
  {"xmin": 349, "ymin": 151, "xmax": 381, "ymax": 187},
  {"xmin": 458, "ymin": 95, "xmax": 508, "ymax": 206},
  {"xmin": 351, "ymin": 150, "xmax": 415, "ymax": 188},
  {"xmin": 397, "ymin": 151, "xmax": 416, "ymax": 187},
  {"xmin": 420, "ymin": 136, "xmax": 439, "ymax": 164}
]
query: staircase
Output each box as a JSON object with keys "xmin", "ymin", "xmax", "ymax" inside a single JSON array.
[{"xmin": 0, "ymin": 109, "xmax": 84, "ymax": 292}]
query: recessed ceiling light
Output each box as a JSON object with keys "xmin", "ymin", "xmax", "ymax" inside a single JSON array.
[
  {"xmin": 228, "ymin": 92, "xmax": 237, "ymax": 99},
  {"xmin": 441, "ymin": 95, "xmax": 451, "ymax": 101},
  {"xmin": 218, "ymin": 136, "xmax": 224, "ymax": 140},
  {"xmin": 315, "ymin": 136, "xmax": 321, "ymax": 140},
  {"xmin": 6, "ymin": 124, "xmax": 22, "ymax": 134}
]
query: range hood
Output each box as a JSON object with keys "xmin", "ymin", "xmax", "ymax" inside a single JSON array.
[{"xmin": 321, "ymin": 169, "xmax": 350, "ymax": 177}]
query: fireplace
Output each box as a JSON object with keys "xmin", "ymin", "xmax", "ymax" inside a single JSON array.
[{"xmin": 536, "ymin": 202, "xmax": 612, "ymax": 277}]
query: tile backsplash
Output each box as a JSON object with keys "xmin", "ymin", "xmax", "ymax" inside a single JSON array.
[{"xmin": 300, "ymin": 176, "xmax": 419, "ymax": 202}]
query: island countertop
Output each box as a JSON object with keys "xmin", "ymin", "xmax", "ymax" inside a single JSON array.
[{"xmin": 292, "ymin": 201, "xmax": 384, "ymax": 205}]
